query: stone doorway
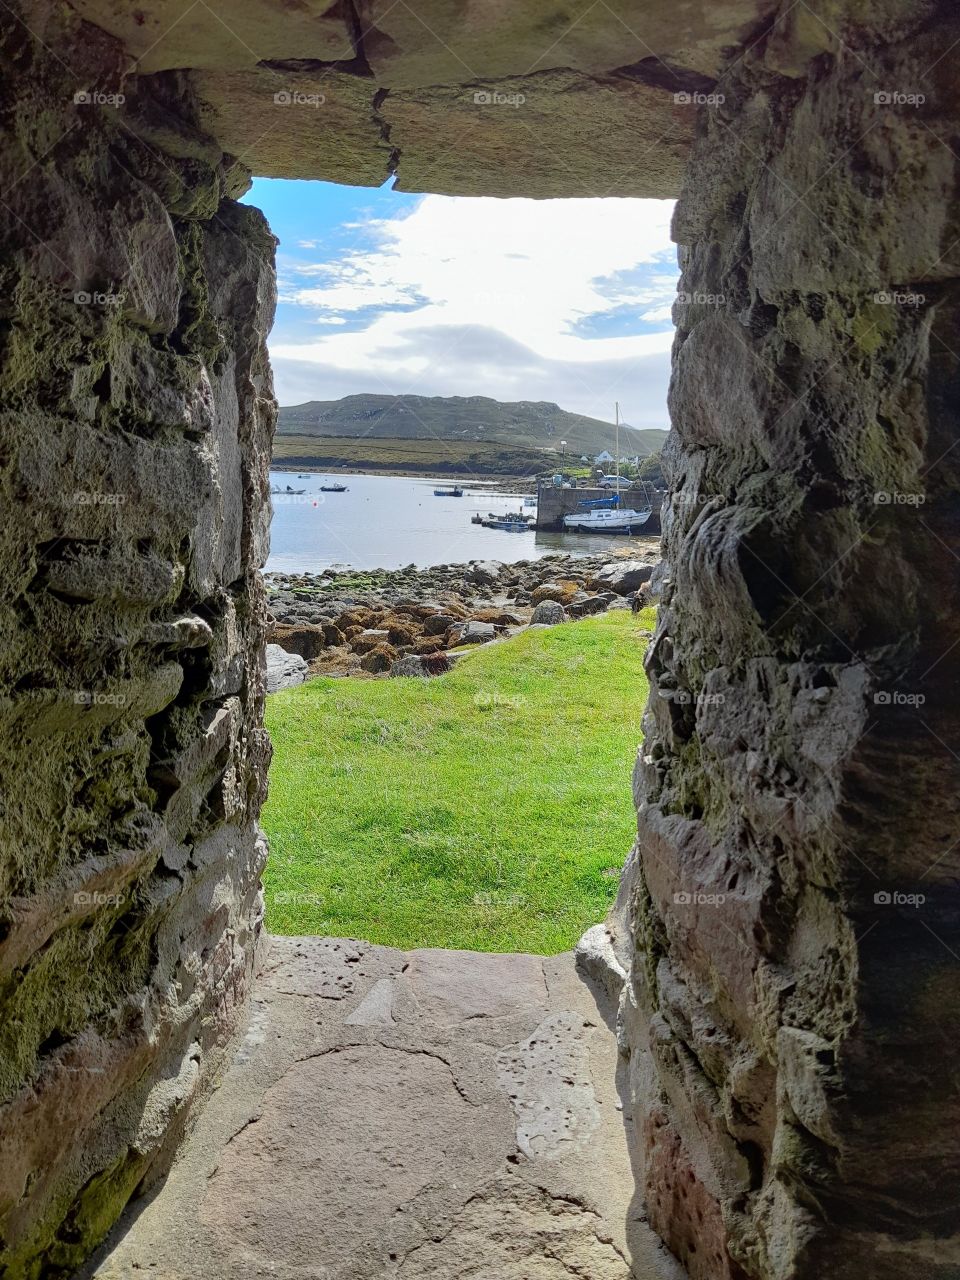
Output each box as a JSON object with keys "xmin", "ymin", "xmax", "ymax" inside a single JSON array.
[{"xmin": 2, "ymin": 2, "xmax": 959, "ymax": 1278}]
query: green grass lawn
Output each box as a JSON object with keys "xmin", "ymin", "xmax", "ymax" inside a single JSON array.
[{"xmin": 262, "ymin": 607, "xmax": 655, "ymax": 953}]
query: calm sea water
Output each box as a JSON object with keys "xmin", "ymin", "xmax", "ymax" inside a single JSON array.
[{"xmin": 266, "ymin": 472, "xmax": 654, "ymax": 573}]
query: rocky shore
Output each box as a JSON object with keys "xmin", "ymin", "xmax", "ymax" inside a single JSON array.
[{"xmin": 265, "ymin": 547, "xmax": 660, "ymax": 687}]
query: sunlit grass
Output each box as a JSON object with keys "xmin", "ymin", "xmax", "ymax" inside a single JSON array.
[{"xmin": 262, "ymin": 608, "xmax": 655, "ymax": 953}]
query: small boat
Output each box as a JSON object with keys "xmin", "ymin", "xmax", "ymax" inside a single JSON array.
[
  {"xmin": 479, "ymin": 510, "xmax": 534, "ymax": 529},
  {"xmin": 319, "ymin": 482, "xmax": 348, "ymax": 492},
  {"xmin": 521, "ymin": 495, "xmax": 537, "ymax": 506},
  {"xmin": 271, "ymin": 484, "xmax": 306, "ymax": 495},
  {"xmin": 434, "ymin": 486, "xmax": 464, "ymax": 497}
]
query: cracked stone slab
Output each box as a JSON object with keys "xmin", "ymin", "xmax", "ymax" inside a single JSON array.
[
  {"xmin": 397, "ymin": 947, "xmax": 549, "ymax": 1027},
  {"xmin": 82, "ymin": 936, "xmax": 685, "ymax": 1280},
  {"xmin": 263, "ymin": 935, "xmax": 401, "ymax": 1000},
  {"xmin": 396, "ymin": 1177, "xmax": 632, "ymax": 1279},
  {"xmin": 497, "ymin": 1010, "xmax": 601, "ymax": 1160},
  {"xmin": 198, "ymin": 1045, "xmax": 504, "ymax": 1279}
]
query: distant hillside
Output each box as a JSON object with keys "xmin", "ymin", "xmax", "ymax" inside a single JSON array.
[
  {"xmin": 277, "ymin": 394, "xmax": 667, "ymax": 458},
  {"xmin": 272, "ymin": 434, "xmax": 549, "ymax": 477}
]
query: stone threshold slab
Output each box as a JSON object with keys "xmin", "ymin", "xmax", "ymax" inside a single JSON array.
[{"xmin": 81, "ymin": 935, "xmax": 686, "ymax": 1280}]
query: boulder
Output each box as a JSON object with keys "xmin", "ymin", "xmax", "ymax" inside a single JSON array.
[
  {"xmin": 530, "ymin": 600, "xmax": 567, "ymax": 625},
  {"xmin": 413, "ymin": 636, "xmax": 448, "ymax": 655},
  {"xmin": 424, "ymin": 612, "xmax": 458, "ymax": 635},
  {"xmin": 351, "ymin": 628, "xmax": 391, "ymax": 653},
  {"xmin": 466, "ymin": 560, "xmax": 502, "ymax": 585},
  {"xmin": 359, "ymin": 644, "xmax": 397, "ymax": 673},
  {"xmin": 384, "ymin": 620, "xmax": 417, "ymax": 646},
  {"xmin": 587, "ymin": 560, "xmax": 654, "ymax": 595},
  {"xmin": 567, "ymin": 595, "xmax": 608, "ymax": 618},
  {"xmin": 531, "ymin": 579, "xmax": 578, "ymax": 604},
  {"xmin": 268, "ymin": 622, "xmax": 327, "ymax": 659},
  {"xmin": 472, "ymin": 609, "xmax": 524, "ymax": 626},
  {"xmin": 339, "ymin": 608, "xmax": 380, "ymax": 629},
  {"xmin": 266, "ymin": 644, "xmax": 308, "ymax": 693},
  {"xmin": 531, "ymin": 582, "xmax": 564, "ymax": 603},
  {"xmin": 390, "ymin": 654, "xmax": 429, "ymax": 678},
  {"xmin": 449, "ymin": 620, "xmax": 496, "ymax": 646}
]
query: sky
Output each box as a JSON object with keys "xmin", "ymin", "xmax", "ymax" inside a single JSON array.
[{"xmin": 243, "ymin": 178, "xmax": 679, "ymax": 427}]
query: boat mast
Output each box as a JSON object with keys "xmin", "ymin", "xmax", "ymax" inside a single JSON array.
[{"xmin": 614, "ymin": 402, "xmax": 620, "ymax": 498}]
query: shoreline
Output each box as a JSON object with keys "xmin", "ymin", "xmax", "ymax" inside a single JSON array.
[
  {"xmin": 271, "ymin": 462, "xmax": 536, "ymax": 491},
  {"xmin": 265, "ymin": 550, "xmax": 661, "ymax": 683}
]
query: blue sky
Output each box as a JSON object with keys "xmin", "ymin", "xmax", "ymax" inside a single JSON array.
[{"xmin": 244, "ymin": 178, "xmax": 679, "ymax": 426}]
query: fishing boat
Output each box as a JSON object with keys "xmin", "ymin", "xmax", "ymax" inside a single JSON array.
[
  {"xmin": 486, "ymin": 518, "xmax": 531, "ymax": 531},
  {"xmin": 521, "ymin": 495, "xmax": 537, "ymax": 506},
  {"xmin": 562, "ymin": 402, "xmax": 652, "ymax": 534},
  {"xmin": 319, "ymin": 481, "xmax": 348, "ymax": 492},
  {"xmin": 434, "ymin": 485, "xmax": 464, "ymax": 497},
  {"xmin": 479, "ymin": 510, "xmax": 534, "ymax": 530},
  {"xmin": 271, "ymin": 484, "xmax": 306, "ymax": 495}
]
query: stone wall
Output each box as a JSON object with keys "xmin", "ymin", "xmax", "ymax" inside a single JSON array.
[
  {"xmin": 0, "ymin": 7, "xmax": 276, "ymax": 1274},
  {"xmin": 620, "ymin": 2, "xmax": 960, "ymax": 1277}
]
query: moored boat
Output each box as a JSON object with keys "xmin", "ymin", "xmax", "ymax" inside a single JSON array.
[
  {"xmin": 434, "ymin": 486, "xmax": 464, "ymax": 497},
  {"xmin": 562, "ymin": 401, "xmax": 652, "ymax": 533},
  {"xmin": 562, "ymin": 499, "xmax": 651, "ymax": 533}
]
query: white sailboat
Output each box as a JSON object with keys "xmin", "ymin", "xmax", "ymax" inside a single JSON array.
[{"xmin": 563, "ymin": 403, "xmax": 653, "ymax": 533}]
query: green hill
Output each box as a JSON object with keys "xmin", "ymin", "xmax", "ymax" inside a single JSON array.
[{"xmin": 277, "ymin": 394, "xmax": 666, "ymax": 458}]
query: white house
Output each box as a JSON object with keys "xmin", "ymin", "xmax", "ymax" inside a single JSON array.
[{"xmin": 594, "ymin": 449, "xmax": 614, "ymax": 464}]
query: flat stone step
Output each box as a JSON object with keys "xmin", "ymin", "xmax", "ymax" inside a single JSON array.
[{"xmin": 82, "ymin": 937, "xmax": 685, "ymax": 1280}]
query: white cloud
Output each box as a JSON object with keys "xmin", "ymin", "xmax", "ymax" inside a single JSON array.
[{"xmin": 271, "ymin": 194, "xmax": 678, "ymax": 423}]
